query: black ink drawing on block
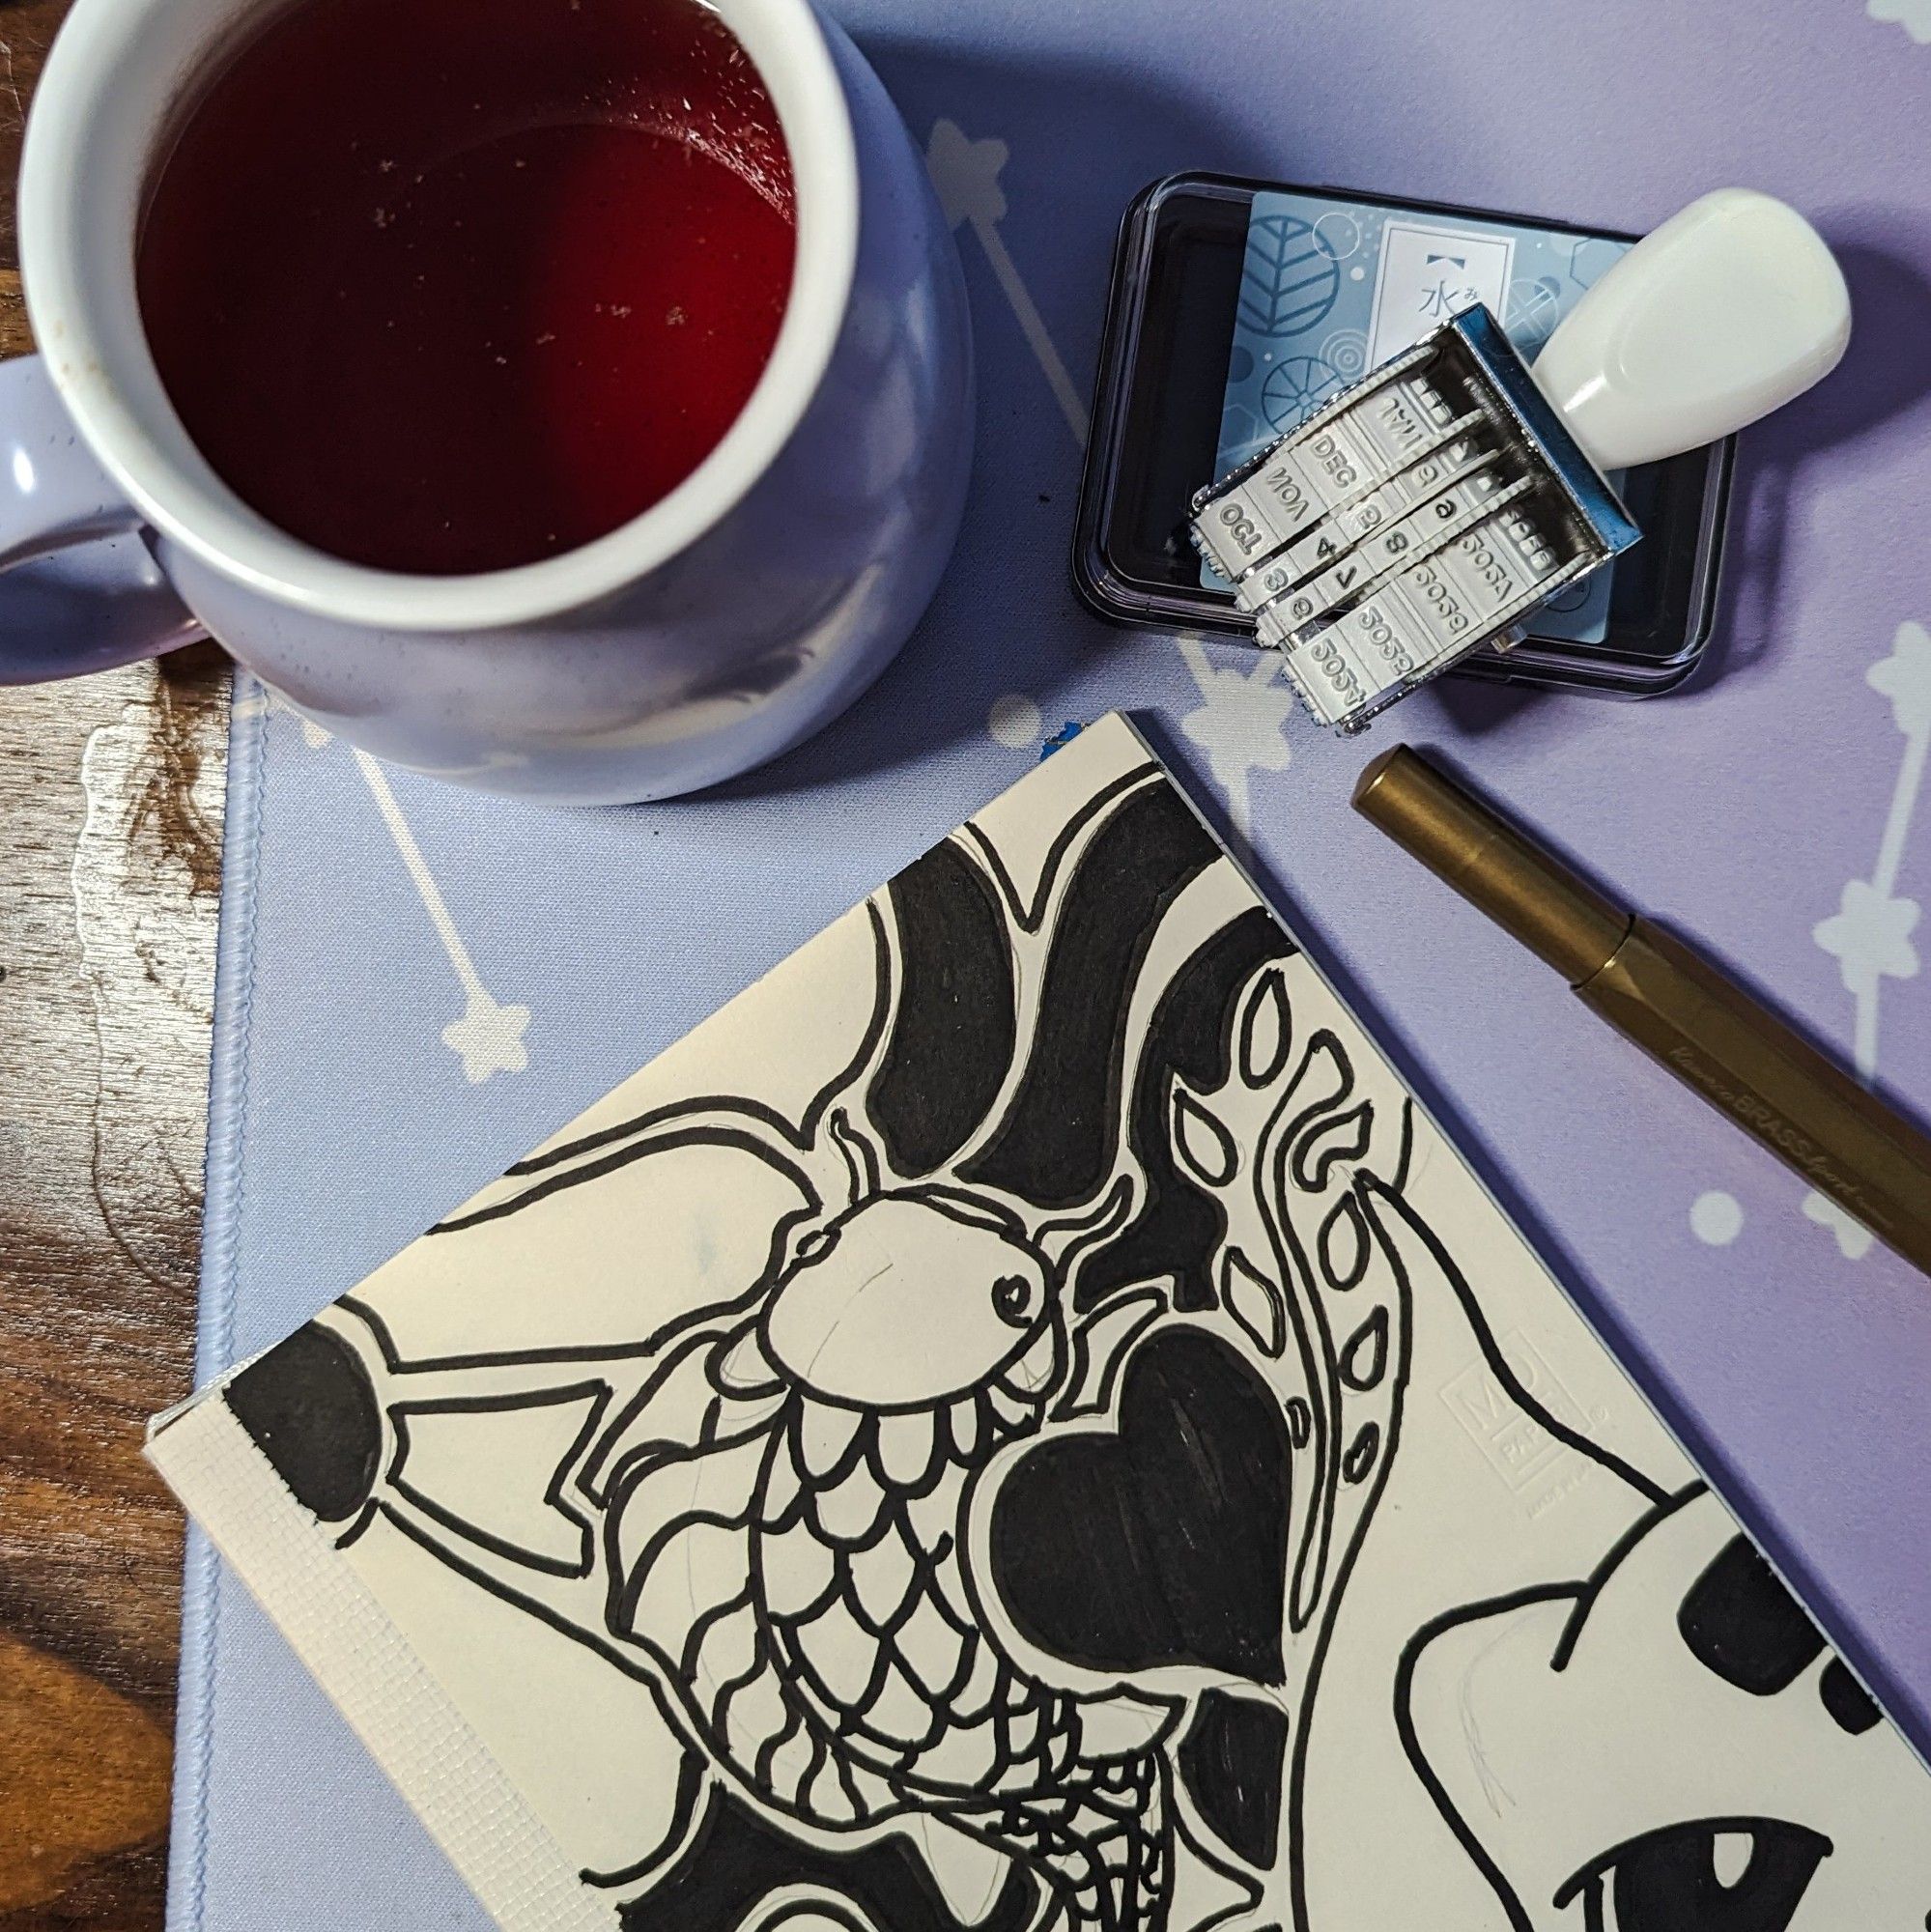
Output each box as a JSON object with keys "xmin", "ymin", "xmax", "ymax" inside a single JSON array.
[{"xmin": 156, "ymin": 715, "xmax": 1931, "ymax": 1932}]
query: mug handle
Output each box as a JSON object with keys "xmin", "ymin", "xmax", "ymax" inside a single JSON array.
[{"xmin": 0, "ymin": 355, "xmax": 201, "ymax": 684}]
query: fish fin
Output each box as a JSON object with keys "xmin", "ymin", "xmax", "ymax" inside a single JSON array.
[
  {"xmin": 899, "ymin": 1817, "xmax": 1016, "ymax": 1927},
  {"xmin": 1077, "ymin": 1689, "xmax": 1183, "ymax": 1759},
  {"xmin": 1057, "ymin": 1290, "xmax": 1166, "ymax": 1420},
  {"xmin": 1172, "ymin": 1809, "xmax": 1264, "ymax": 1932}
]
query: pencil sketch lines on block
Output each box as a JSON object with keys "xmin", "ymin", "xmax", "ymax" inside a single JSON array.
[{"xmin": 1401, "ymin": 1486, "xmax": 1931, "ymax": 1928}]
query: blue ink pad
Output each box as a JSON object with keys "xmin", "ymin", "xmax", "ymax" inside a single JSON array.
[{"xmin": 1073, "ymin": 175, "xmax": 1733, "ymax": 698}]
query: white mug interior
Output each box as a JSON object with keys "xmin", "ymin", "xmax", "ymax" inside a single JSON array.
[{"xmin": 19, "ymin": 0, "xmax": 860, "ymax": 632}]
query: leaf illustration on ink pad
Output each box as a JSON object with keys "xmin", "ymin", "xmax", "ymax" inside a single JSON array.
[
  {"xmin": 1238, "ymin": 212, "xmax": 1343, "ymax": 340},
  {"xmin": 989, "ymin": 1328, "xmax": 1292, "ymax": 1683}
]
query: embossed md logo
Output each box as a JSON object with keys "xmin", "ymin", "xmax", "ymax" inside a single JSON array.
[{"xmin": 1440, "ymin": 1330, "xmax": 1596, "ymax": 1495}]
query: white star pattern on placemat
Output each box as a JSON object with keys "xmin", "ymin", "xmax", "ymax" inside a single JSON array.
[
  {"xmin": 926, "ymin": 121, "xmax": 1090, "ymax": 444},
  {"xmin": 1690, "ymin": 1190, "xmax": 1745, "ymax": 1246},
  {"xmin": 1804, "ymin": 1190, "xmax": 1878, "ymax": 1260},
  {"xmin": 237, "ymin": 686, "xmax": 532, "ymax": 1084},
  {"xmin": 924, "ymin": 121, "xmax": 1929, "ymax": 1269},
  {"xmin": 928, "ymin": 119, "xmax": 1299, "ymax": 845},
  {"xmin": 1803, "ymin": 619, "xmax": 1929, "ymax": 1253},
  {"xmin": 1868, "ymin": 0, "xmax": 1931, "ymax": 43},
  {"xmin": 1174, "ymin": 638, "xmax": 1296, "ymax": 843},
  {"xmin": 351, "ymin": 748, "xmax": 531, "ymax": 1084},
  {"xmin": 986, "ymin": 693, "xmax": 1045, "ymax": 750}
]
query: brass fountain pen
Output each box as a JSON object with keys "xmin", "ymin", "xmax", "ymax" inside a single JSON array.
[{"xmin": 1354, "ymin": 747, "xmax": 1931, "ymax": 1279}]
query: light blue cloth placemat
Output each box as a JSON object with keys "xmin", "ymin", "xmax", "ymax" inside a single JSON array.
[{"xmin": 170, "ymin": 3, "xmax": 1931, "ymax": 1926}]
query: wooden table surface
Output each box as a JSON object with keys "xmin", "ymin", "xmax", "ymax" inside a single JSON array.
[{"xmin": 0, "ymin": 3, "xmax": 230, "ymax": 1925}]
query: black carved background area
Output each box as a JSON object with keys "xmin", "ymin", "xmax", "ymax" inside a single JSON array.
[
  {"xmin": 621, "ymin": 1786, "xmax": 1037, "ymax": 1932},
  {"xmin": 990, "ymin": 1328, "xmax": 1292, "ymax": 1684}
]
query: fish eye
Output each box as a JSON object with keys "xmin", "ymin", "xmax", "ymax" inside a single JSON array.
[
  {"xmin": 1554, "ymin": 1817, "xmax": 1832, "ymax": 1932},
  {"xmin": 992, "ymin": 1274, "xmax": 1036, "ymax": 1328}
]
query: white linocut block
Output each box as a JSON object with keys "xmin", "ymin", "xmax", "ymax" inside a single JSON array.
[{"xmin": 151, "ymin": 714, "xmax": 1931, "ymax": 1932}]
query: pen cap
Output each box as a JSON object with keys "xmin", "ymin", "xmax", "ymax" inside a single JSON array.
[
  {"xmin": 1532, "ymin": 188, "xmax": 1851, "ymax": 472},
  {"xmin": 1352, "ymin": 747, "xmax": 1630, "ymax": 982}
]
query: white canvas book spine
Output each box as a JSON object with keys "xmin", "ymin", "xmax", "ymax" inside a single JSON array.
[{"xmin": 150, "ymin": 1400, "xmax": 612, "ymax": 1932}]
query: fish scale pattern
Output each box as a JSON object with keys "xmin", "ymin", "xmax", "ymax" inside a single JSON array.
[
  {"xmin": 608, "ymin": 1317, "xmax": 1170, "ymax": 1932},
  {"xmin": 759, "ymin": 1383, "xmax": 1078, "ymax": 1806}
]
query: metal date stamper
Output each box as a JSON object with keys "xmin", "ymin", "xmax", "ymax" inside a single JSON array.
[
  {"xmin": 1188, "ymin": 192, "xmax": 1854, "ymax": 731},
  {"xmin": 1192, "ymin": 306, "xmax": 1634, "ymax": 734}
]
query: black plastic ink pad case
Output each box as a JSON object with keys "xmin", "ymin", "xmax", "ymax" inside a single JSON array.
[{"xmin": 1073, "ymin": 174, "xmax": 1735, "ymax": 697}]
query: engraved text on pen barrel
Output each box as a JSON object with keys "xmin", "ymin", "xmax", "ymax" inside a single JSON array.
[
  {"xmin": 1576, "ymin": 920, "xmax": 1927, "ymax": 1254},
  {"xmin": 1661, "ymin": 1041, "xmax": 1882, "ymax": 1226}
]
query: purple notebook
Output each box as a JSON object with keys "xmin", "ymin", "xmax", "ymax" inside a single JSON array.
[{"xmin": 163, "ymin": 3, "xmax": 1931, "ymax": 1930}]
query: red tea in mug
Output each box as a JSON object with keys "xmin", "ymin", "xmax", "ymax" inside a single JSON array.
[{"xmin": 137, "ymin": 0, "xmax": 797, "ymax": 576}]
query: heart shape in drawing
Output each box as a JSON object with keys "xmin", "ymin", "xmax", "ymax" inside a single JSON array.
[{"xmin": 989, "ymin": 1327, "xmax": 1292, "ymax": 1683}]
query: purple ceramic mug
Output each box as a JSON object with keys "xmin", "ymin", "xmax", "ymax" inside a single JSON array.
[{"xmin": 0, "ymin": 0, "xmax": 973, "ymax": 803}]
